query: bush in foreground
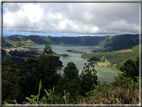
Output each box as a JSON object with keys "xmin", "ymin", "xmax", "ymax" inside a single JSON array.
[{"xmin": 22, "ymin": 75, "xmax": 139, "ymax": 104}]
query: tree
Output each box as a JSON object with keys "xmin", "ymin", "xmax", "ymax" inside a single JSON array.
[
  {"xmin": 2, "ymin": 49, "xmax": 7, "ymax": 57},
  {"xmin": 80, "ymin": 61, "xmax": 100, "ymax": 95},
  {"xmin": 37, "ymin": 44, "xmax": 60, "ymax": 96},
  {"xmin": 57, "ymin": 62, "xmax": 81, "ymax": 101},
  {"xmin": 2, "ymin": 56, "xmax": 21, "ymax": 103},
  {"xmin": 20, "ymin": 44, "xmax": 60, "ymax": 100},
  {"xmin": 22, "ymin": 57, "xmax": 38, "ymax": 72},
  {"xmin": 17, "ymin": 57, "xmax": 39, "ymax": 102},
  {"xmin": 119, "ymin": 57, "xmax": 139, "ymax": 82},
  {"xmin": 63, "ymin": 62, "xmax": 79, "ymax": 80}
]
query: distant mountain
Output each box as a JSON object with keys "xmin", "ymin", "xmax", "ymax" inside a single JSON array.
[{"xmin": 3, "ymin": 34, "xmax": 139, "ymax": 50}]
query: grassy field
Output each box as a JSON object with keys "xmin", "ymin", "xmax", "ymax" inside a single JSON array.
[
  {"xmin": 94, "ymin": 46, "xmax": 102, "ymax": 49},
  {"xmin": 115, "ymin": 49, "xmax": 132, "ymax": 52},
  {"xmin": 97, "ymin": 61, "xmax": 111, "ymax": 67}
]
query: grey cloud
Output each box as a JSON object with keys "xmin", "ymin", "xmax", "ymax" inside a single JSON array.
[
  {"xmin": 44, "ymin": 3, "xmax": 139, "ymax": 34},
  {"xmin": 3, "ymin": 3, "xmax": 139, "ymax": 34},
  {"xmin": 3, "ymin": 3, "xmax": 21, "ymax": 12}
]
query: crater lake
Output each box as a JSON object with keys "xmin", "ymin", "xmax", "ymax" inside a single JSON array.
[{"xmin": 29, "ymin": 44, "xmax": 122, "ymax": 83}]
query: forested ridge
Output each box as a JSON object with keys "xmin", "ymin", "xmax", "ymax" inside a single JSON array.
[{"xmin": 3, "ymin": 34, "xmax": 139, "ymax": 50}]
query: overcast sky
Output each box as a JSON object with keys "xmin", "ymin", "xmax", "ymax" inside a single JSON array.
[{"xmin": 3, "ymin": 3, "xmax": 140, "ymax": 36}]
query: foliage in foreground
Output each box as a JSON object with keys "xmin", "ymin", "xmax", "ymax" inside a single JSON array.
[
  {"xmin": 119, "ymin": 57, "xmax": 139, "ymax": 82},
  {"xmin": 3, "ymin": 58, "xmax": 140, "ymax": 104},
  {"xmin": 22, "ymin": 57, "xmax": 139, "ymax": 104},
  {"xmin": 2, "ymin": 57, "xmax": 21, "ymax": 103},
  {"xmin": 22, "ymin": 74, "xmax": 139, "ymax": 104}
]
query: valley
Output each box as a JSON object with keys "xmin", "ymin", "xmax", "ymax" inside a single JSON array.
[
  {"xmin": 3, "ymin": 34, "xmax": 140, "ymax": 82},
  {"xmin": 2, "ymin": 34, "xmax": 140, "ymax": 104}
]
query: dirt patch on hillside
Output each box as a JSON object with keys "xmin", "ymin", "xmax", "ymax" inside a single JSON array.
[
  {"xmin": 4, "ymin": 48, "xmax": 31, "ymax": 52},
  {"xmin": 117, "ymin": 49, "xmax": 132, "ymax": 52}
]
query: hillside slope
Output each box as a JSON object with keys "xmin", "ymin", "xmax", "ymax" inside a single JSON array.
[
  {"xmin": 82, "ymin": 44, "xmax": 140, "ymax": 69},
  {"xmin": 3, "ymin": 34, "xmax": 139, "ymax": 50}
]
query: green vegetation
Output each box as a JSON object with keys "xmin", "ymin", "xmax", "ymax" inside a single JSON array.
[
  {"xmin": 100, "ymin": 34, "xmax": 139, "ymax": 48},
  {"xmin": 66, "ymin": 49, "xmax": 84, "ymax": 54},
  {"xmin": 25, "ymin": 58, "xmax": 139, "ymax": 104},
  {"xmin": 57, "ymin": 62, "xmax": 82, "ymax": 101},
  {"xmin": 3, "ymin": 34, "xmax": 139, "ymax": 50},
  {"xmin": 2, "ymin": 44, "xmax": 139, "ymax": 104},
  {"xmin": 3, "ymin": 37, "xmax": 39, "ymax": 48},
  {"xmin": 53, "ymin": 56, "xmax": 63, "ymax": 67},
  {"xmin": 21, "ymin": 74, "xmax": 139, "ymax": 104},
  {"xmin": 52, "ymin": 51, "xmax": 69, "ymax": 58},
  {"xmin": 3, "ymin": 47, "xmax": 63, "ymax": 69},
  {"xmin": 97, "ymin": 61, "xmax": 111, "ymax": 67},
  {"xmin": 94, "ymin": 46, "xmax": 102, "ymax": 49},
  {"xmin": 9, "ymin": 49, "xmax": 38, "ymax": 57},
  {"xmin": 2, "ymin": 34, "xmax": 140, "ymax": 105},
  {"xmin": 2, "ymin": 57, "xmax": 21, "ymax": 103},
  {"xmin": 132, "ymin": 45, "xmax": 139, "ymax": 53},
  {"xmin": 82, "ymin": 45, "xmax": 139, "ymax": 69},
  {"xmin": 80, "ymin": 62, "xmax": 100, "ymax": 95},
  {"xmin": 120, "ymin": 58, "xmax": 139, "ymax": 82}
]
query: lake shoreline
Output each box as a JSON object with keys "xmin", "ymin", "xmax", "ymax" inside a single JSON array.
[{"xmin": 28, "ymin": 44, "xmax": 122, "ymax": 83}]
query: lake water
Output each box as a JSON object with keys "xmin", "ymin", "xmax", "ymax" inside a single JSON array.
[{"xmin": 29, "ymin": 44, "xmax": 122, "ymax": 83}]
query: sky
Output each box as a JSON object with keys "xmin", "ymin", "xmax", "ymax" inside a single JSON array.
[{"xmin": 2, "ymin": 2, "xmax": 140, "ymax": 37}]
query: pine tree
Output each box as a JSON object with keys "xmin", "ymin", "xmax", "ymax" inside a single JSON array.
[
  {"xmin": 37, "ymin": 44, "xmax": 59, "ymax": 96},
  {"xmin": 57, "ymin": 62, "xmax": 81, "ymax": 100}
]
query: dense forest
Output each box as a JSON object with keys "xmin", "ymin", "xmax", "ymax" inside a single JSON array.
[
  {"xmin": 2, "ymin": 48, "xmax": 63, "ymax": 69},
  {"xmin": 2, "ymin": 34, "xmax": 140, "ymax": 105}
]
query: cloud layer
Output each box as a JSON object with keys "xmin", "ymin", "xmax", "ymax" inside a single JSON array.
[{"xmin": 3, "ymin": 3, "xmax": 139, "ymax": 34}]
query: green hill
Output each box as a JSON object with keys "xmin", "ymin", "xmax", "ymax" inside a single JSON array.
[
  {"xmin": 3, "ymin": 35, "xmax": 38, "ymax": 48},
  {"xmin": 3, "ymin": 34, "xmax": 139, "ymax": 50},
  {"xmin": 82, "ymin": 44, "xmax": 140, "ymax": 69},
  {"xmin": 102, "ymin": 34, "xmax": 139, "ymax": 48}
]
